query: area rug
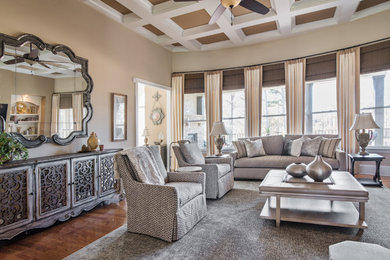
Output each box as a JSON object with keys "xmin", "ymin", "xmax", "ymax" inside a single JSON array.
[{"xmin": 65, "ymin": 181, "xmax": 390, "ymax": 260}]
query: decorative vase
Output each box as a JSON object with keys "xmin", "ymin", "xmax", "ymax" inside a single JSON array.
[
  {"xmin": 286, "ymin": 163, "xmax": 307, "ymax": 178},
  {"xmin": 87, "ymin": 132, "xmax": 99, "ymax": 152},
  {"xmin": 306, "ymin": 155, "xmax": 332, "ymax": 182}
]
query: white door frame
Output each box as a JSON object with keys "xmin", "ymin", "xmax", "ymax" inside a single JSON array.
[{"xmin": 133, "ymin": 77, "xmax": 171, "ymax": 149}]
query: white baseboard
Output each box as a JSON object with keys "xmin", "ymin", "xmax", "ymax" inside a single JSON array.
[{"xmin": 358, "ymin": 165, "xmax": 390, "ymax": 177}]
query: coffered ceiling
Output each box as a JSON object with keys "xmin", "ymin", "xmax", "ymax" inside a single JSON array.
[{"xmin": 82, "ymin": 0, "xmax": 390, "ymax": 52}]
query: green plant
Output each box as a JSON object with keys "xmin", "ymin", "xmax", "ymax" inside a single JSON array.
[{"xmin": 0, "ymin": 132, "xmax": 29, "ymax": 165}]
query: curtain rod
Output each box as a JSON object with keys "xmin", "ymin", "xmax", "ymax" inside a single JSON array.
[{"xmin": 172, "ymin": 36, "xmax": 390, "ymax": 75}]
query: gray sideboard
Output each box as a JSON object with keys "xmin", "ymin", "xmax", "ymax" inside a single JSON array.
[{"xmin": 0, "ymin": 149, "xmax": 123, "ymax": 240}]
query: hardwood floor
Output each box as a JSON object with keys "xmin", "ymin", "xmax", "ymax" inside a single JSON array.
[{"xmin": 1, "ymin": 176, "xmax": 389, "ymax": 260}]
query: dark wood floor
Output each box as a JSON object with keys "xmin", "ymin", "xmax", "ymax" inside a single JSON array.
[{"xmin": 1, "ymin": 175, "xmax": 389, "ymax": 260}]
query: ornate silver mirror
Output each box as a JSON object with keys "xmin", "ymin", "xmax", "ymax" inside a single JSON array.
[{"xmin": 0, "ymin": 33, "xmax": 93, "ymax": 147}]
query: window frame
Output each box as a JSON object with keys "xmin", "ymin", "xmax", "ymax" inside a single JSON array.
[{"xmin": 261, "ymin": 85, "xmax": 287, "ymax": 136}]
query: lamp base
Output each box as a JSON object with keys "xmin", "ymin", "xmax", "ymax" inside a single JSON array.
[
  {"xmin": 356, "ymin": 131, "xmax": 372, "ymax": 156},
  {"xmin": 359, "ymin": 150, "xmax": 370, "ymax": 156},
  {"xmin": 215, "ymin": 136, "xmax": 225, "ymax": 156}
]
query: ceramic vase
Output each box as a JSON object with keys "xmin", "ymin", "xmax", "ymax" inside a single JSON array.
[
  {"xmin": 286, "ymin": 163, "xmax": 307, "ymax": 178},
  {"xmin": 306, "ymin": 155, "xmax": 332, "ymax": 182},
  {"xmin": 87, "ymin": 132, "xmax": 99, "ymax": 152}
]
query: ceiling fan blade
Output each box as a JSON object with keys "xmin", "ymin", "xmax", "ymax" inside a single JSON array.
[
  {"xmin": 38, "ymin": 62, "xmax": 51, "ymax": 69},
  {"xmin": 4, "ymin": 57, "xmax": 24, "ymax": 64},
  {"xmin": 209, "ymin": 4, "xmax": 226, "ymax": 24},
  {"xmin": 239, "ymin": 0, "xmax": 270, "ymax": 15}
]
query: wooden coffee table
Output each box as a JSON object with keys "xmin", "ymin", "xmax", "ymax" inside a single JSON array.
[{"xmin": 259, "ymin": 170, "xmax": 369, "ymax": 229}]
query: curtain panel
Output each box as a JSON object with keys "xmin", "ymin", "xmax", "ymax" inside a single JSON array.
[
  {"xmin": 51, "ymin": 94, "xmax": 60, "ymax": 135},
  {"xmin": 285, "ymin": 59, "xmax": 306, "ymax": 134},
  {"xmin": 337, "ymin": 48, "xmax": 360, "ymax": 166},
  {"xmin": 205, "ymin": 71, "xmax": 223, "ymax": 155},
  {"xmin": 171, "ymin": 74, "xmax": 184, "ymax": 169},
  {"xmin": 72, "ymin": 93, "xmax": 83, "ymax": 131},
  {"xmin": 244, "ymin": 66, "xmax": 262, "ymax": 137}
]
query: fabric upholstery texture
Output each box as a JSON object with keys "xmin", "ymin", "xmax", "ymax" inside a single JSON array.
[
  {"xmin": 286, "ymin": 138, "xmax": 304, "ymax": 157},
  {"xmin": 114, "ymin": 148, "xmax": 207, "ymax": 242},
  {"xmin": 301, "ymin": 136, "xmax": 323, "ymax": 157},
  {"xmin": 319, "ymin": 137, "xmax": 341, "ymax": 158},
  {"xmin": 216, "ymin": 164, "xmax": 231, "ymax": 178},
  {"xmin": 240, "ymin": 135, "xmax": 284, "ymax": 155},
  {"xmin": 244, "ymin": 139, "xmax": 266, "ymax": 158},
  {"xmin": 148, "ymin": 145, "xmax": 168, "ymax": 180},
  {"xmin": 232, "ymin": 140, "xmax": 247, "ymax": 158},
  {"xmin": 179, "ymin": 142, "xmax": 205, "ymax": 164}
]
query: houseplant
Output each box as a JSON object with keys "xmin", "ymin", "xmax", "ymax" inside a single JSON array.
[{"xmin": 0, "ymin": 132, "xmax": 29, "ymax": 165}]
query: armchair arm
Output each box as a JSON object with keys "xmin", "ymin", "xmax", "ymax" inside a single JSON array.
[
  {"xmin": 167, "ymin": 171, "xmax": 206, "ymax": 193},
  {"xmin": 205, "ymin": 156, "xmax": 232, "ymax": 165},
  {"xmin": 335, "ymin": 149, "xmax": 347, "ymax": 171}
]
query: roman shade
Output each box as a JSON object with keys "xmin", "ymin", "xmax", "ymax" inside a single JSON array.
[
  {"xmin": 223, "ymin": 69, "xmax": 244, "ymax": 90},
  {"xmin": 305, "ymin": 53, "xmax": 336, "ymax": 81},
  {"xmin": 262, "ymin": 63, "xmax": 285, "ymax": 87},
  {"xmin": 360, "ymin": 40, "xmax": 390, "ymax": 74},
  {"xmin": 184, "ymin": 73, "xmax": 204, "ymax": 94}
]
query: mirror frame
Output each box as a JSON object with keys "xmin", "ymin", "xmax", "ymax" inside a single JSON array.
[{"xmin": 0, "ymin": 33, "xmax": 93, "ymax": 148}]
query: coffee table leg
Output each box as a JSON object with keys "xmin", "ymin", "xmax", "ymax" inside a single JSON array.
[
  {"xmin": 359, "ymin": 202, "xmax": 365, "ymax": 221},
  {"xmin": 276, "ymin": 195, "xmax": 281, "ymax": 228}
]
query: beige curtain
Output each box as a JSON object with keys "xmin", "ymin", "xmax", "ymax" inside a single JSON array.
[
  {"xmin": 72, "ymin": 93, "xmax": 83, "ymax": 131},
  {"xmin": 171, "ymin": 74, "xmax": 184, "ymax": 170},
  {"xmin": 51, "ymin": 94, "xmax": 60, "ymax": 135},
  {"xmin": 337, "ymin": 47, "xmax": 360, "ymax": 163},
  {"xmin": 244, "ymin": 66, "xmax": 262, "ymax": 137},
  {"xmin": 285, "ymin": 59, "xmax": 306, "ymax": 134},
  {"xmin": 205, "ymin": 71, "xmax": 223, "ymax": 155}
]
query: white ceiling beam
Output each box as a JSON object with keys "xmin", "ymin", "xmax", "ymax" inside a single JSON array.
[
  {"xmin": 182, "ymin": 24, "xmax": 222, "ymax": 40},
  {"xmin": 232, "ymin": 10, "xmax": 277, "ymax": 29},
  {"xmin": 273, "ymin": 0, "xmax": 293, "ymax": 35},
  {"xmin": 152, "ymin": 1, "xmax": 200, "ymax": 18},
  {"xmin": 351, "ymin": 1, "xmax": 390, "ymax": 21},
  {"xmin": 82, "ymin": 0, "xmax": 123, "ymax": 23},
  {"xmin": 334, "ymin": 0, "xmax": 360, "ymax": 24}
]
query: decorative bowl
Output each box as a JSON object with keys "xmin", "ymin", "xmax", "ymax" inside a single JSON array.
[{"xmin": 286, "ymin": 163, "xmax": 307, "ymax": 178}]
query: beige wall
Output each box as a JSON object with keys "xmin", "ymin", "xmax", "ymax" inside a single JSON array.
[
  {"xmin": 144, "ymin": 85, "xmax": 168, "ymax": 145},
  {"xmin": 0, "ymin": 0, "xmax": 172, "ymax": 158},
  {"xmin": 0, "ymin": 69, "xmax": 54, "ymax": 136},
  {"xmin": 54, "ymin": 77, "xmax": 87, "ymax": 93},
  {"xmin": 172, "ymin": 9, "xmax": 390, "ymax": 72}
]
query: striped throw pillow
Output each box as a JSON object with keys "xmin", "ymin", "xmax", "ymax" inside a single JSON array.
[
  {"xmin": 318, "ymin": 138, "xmax": 341, "ymax": 158},
  {"xmin": 233, "ymin": 140, "xmax": 247, "ymax": 158}
]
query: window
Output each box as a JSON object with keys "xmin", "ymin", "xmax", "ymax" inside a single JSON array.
[
  {"xmin": 360, "ymin": 70, "xmax": 390, "ymax": 147},
  {"xmin": 222, "ymin": 89, "xmax": 245, "ymax": 149},
  {"xmin": 183, "ymin": 93, "xmax": 207, "ymax": 151},
  {"xmin": 304, "ymin": 78, "xmax": 338, "ymax": 134},
  {"xmin": 261, "ymin": 86, "xmax": 287, "ymax": 135},
  {"xmin": 58, "ymin": 108, "xmax": 74, "ymax": 138}
]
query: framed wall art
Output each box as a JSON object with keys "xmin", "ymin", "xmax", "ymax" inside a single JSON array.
[{"xmin": 112, "ymin": 93, "xmax": 127, "ymax": 141}]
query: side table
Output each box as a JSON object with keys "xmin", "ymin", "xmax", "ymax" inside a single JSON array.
[{"xmin": 348, "ymin": 153, "xmax": 385, "ymax": 187}]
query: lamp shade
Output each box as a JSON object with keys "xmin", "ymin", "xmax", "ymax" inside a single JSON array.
[
  {"xmin": 350, "ymin": 113, "xmax": 380, "ymax": 131},
  {"xmin": 142, "ymin": 128, "xmax": 150, "ymax": 137},
  {"xmin": 210, "ymin": 121, "xmax": 228, "ymax": 136}
]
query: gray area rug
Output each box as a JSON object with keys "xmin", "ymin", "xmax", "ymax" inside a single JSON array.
[{"xmin": 65, "ymin": 181, "xmax": 390, "ymax": 260}]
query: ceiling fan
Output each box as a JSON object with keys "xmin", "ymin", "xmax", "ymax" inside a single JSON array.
[
  {"xmin": 174, "ymin": 0, "xmax": 270, "ymax": 24},
  {"xmin": 3, "ymin": 44, "xmax": 52, "ymax": 69}
]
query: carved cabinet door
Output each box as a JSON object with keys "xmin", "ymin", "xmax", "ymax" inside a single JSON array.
[
  {"xmin": 98, "ymin": 154, "xmax": 117, "ymax": 197},
  {"xmin": 0, "ymin": 166, "xmax": 34, "ymax": 233},
  {"xmin": 71, "ymin": 156, "xmax": 98, "ymax": 207},
  {"xmin": 35, "ymin": 160, "xmax": 71, "ymax": 219}
]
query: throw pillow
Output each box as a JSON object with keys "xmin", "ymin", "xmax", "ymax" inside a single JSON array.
[
  {"xmin": 319, "ymin": 138, "xmax": 341, "ymax": 158},
  {"xmin": 286, "ymin": 137, "xmax": 304, "ymax": 157},
  {"xmin": 283, "ymin": 135, "xmax": 302, "ymax": 155},
  {"xmin": 179, "ymin": 142, "xmax": 205, "ymax": 164},
  {"xmin": 243, "ymin": 139, "xmax": 266, "ymax": 158},
  {"xmin": 301, "ymin": 136, "xmax": 323, "ymax": 157},
  {"xmin": 233, "ymin": 140, "xmax": 247, "ymax": 158}
]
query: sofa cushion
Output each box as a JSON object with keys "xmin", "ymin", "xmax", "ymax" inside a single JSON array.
[
  {"xmin": 301, "ymin": 136, "xmax": 322, "ymax": 157},
  {"xmin": 233, "ymin": 140, "xmax": 247, "ymax": 158},
  {"xmin": 248, "ymin": 135, "xmax": 284, "ymax": 155},
  {"xmin": 179, "ymin": 142, "xmax": 205, "ymax": 164},
  {"xmin": 234, "ymin": 155, "xmax": 339, "ymax": 169},
  {"xmin": 165, "ymin": 182, "xmax": 202, "ymax": 206},
  {"xmin": 244, "ymin": 139, "xmax": 266, "ymax": 157},
  {"xmin": 285, "ymin": 137, "xmax": 304, "ymax": 157},
  {"xmin": 216, "ymin": 164, "xmax": 231, "ymax": 178}
]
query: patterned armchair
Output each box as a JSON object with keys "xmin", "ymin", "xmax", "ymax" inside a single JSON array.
[
  {"xmin": 173, "ymin": 141, "xmax": 234, "ymax": 199},
  {"xmin": 114, "ymin": 146, "xmax": 207, "ymax": 242}
]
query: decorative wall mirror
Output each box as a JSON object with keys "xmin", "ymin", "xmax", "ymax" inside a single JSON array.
[
  {"xmin": 112, "ymin": 93, "xmax": 127, "ymax": 141},
  {"xmin": 0, "ymin": 33, "xmax": 93, "ymax": 147}
]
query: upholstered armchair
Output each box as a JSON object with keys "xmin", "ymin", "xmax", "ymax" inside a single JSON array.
[
  {"xmin": 172, "ymin": 141, "xmax": 234, "ymax": 199},
  {"xmin": 114, "ymin": 146, "xmax": 207, "ymax": 242}
]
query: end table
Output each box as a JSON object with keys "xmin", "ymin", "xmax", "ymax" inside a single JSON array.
[{"xmin": 348, "ymin": 153, "xmax": 385, "ymax": 187}]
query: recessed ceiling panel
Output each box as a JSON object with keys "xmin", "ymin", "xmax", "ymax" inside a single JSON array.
[
  {"xmin": 242, "ymin": 21, "xmax": 277, "ymax": 36},
  {"xmin": 232, "ymin": 0, "xmax": 271, "ymax": 17},
  {"xmin": 172, "ymin": 42, "xmax": 182, "ymax": 47},
  {"xmin": 197, "ymin": 33, "xmax": 229, "ymax": 45},
  {"xmin": 143, "ymin": 24, "xmax": 165, "ymax": 36},
  {"xmin": 356, "ymin": 0, "xmax": 390, "ymax": 12},
  {"xmin": 171, "ymin": 9, "xmax": 211, "ymax": 29},
  {"xmin": 101, "ymin": 0, "xmax": 132, "ymax": 15},
  {"xmin": 148, "ymin": 0, "xmax": 170, "ymax": 5},
  {"xmin": 295, "ymin": 7, "xmax": 336, "ymax": 25}
]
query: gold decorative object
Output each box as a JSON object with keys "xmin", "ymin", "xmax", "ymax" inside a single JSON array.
[
  {"xmin": 87, "ymin": 132, "xmax": 99, "ymax": 151},
  {"xmin": 350, "ymin": 113, "xmax": 380, "ymax": 155},
  {"xmin": 210, "ymin": 121, "xmax": 228, "ymax": 156},
  {"xmin": 16, "ymin": 102, "xmax": 27, "ymax": 114},
  {"xmin": 142, "ymin": 128, "xmax": 150, "ymax": 146}
]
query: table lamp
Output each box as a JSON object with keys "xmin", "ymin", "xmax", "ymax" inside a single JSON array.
[
  {"xmin": 210, "ymin": 121, "xmax": 228, "ymax": 156},
  {"xmin": 142, "ymin": 128, "xmax": 150, "ymax": 146},
  {"xmin": 350, "ymin": 113, "xmax": 380, "ymax": 155}
]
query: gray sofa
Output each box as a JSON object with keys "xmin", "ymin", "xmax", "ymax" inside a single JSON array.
[{"xmin": 232, "ymin": 134, "xmax": 347, "ymax": 180}]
